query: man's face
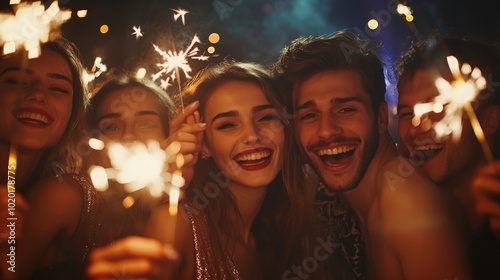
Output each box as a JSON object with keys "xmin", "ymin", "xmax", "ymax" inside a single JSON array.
[
  {"xmin": 397, "ymin": 68, "xmax": 482, "ymax": 184},
  {"xmin": 295, "ymin": 70, "xmax": 378, "ymax": 192}
]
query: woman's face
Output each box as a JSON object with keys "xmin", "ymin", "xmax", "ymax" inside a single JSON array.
[
  {"xmin": 0, "ymin": 49, "xmax": 74, "ymax": 152},
  {"xmin": 203, "ymin": 80, "xmax": 284, "ymax": 189},
  {"xmin": 96, "ymin": 87, "xmax": 167, "ymax": 144}
]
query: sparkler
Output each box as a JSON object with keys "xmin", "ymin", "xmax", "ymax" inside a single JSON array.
[
  {"xmin": 88, "ymin": 139, "xmax": 186, "ymax": 243},
  {"xmin": 0, "ymin": 0, "xmax": 71, "ymax": 58},
  {"xmin": 83, "ymin": 57, "xmax": 107, "ymax": 86},
  {"xmin": 411, "ymin": 55, "xmax": 493, "ymax": 163},
  {"xmin": 151, "ymin": 35, "xmax": 209, "ymax": 88},
  {"xmin": 131, "ymin": 26, "xmax": 143, "ymax": 39},
  {"xmin": 150, "ymin": 7, "xmax": 210, "ymax": 110},
  {"xmin": 171, "ymin": 8, "xmax": 189, "ymax": 26}
]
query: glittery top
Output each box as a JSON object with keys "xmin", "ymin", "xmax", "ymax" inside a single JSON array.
[{"xmin": 182, "ymin": 200, "xmax": 242, "ymax": 280}]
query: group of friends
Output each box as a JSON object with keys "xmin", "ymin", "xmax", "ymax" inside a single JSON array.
[{"xmin": 0, "ymin": 28, "xmax": 499, "ymax": 280}]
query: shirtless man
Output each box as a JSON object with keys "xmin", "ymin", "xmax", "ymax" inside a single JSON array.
[{"xmin": 272, "ymin": 30, "xmax": 471, "ymax": 280}]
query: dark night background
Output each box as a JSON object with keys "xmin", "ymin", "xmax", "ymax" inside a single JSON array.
[{"xmin": 1, "ymin": 0, "xmax": 499, "ymax": 100}]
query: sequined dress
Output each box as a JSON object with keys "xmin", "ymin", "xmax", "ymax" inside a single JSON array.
[{"xmin": 182, "ymin": 200, "xmax": 242, "ymax": 280}]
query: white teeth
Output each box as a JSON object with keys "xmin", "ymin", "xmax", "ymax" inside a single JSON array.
[
  {"xmin": 414, "ymin": 144, "xmax": 443, "ymax": 151},
  {"xmin": 15, "ymin": 112, "xmax": 50, "ymax": 124},
  {"xmin": 236, "ymin": 151, "xmax": 270, "ymax": 161},
  {"xmin": 318, "ymin": 146, "xmax": 355, "ymax": 156}
]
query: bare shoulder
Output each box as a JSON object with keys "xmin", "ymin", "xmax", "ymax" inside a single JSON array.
[
  {"xmin": 25, "ymin": 175, "xmax": 84, "ymax": 212},
  {"xmin": 375, "ymin": 156, "xmax": 458, "ymax": 229}
]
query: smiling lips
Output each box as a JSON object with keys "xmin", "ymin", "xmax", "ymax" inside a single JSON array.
[
  {"xmin": 234, "ymin": 148, "xmax": 273, "ymax": 171},
  {"xmin": 411, "ymin": 143, "xmax": 444, "ymax": 161},
  {"xmin": 13, "ymin": 109, "xmax": 53, "ymax": 128},
  {"xmin": 316, "ymin": 145, "xmax": 356, "ymax": 167}
]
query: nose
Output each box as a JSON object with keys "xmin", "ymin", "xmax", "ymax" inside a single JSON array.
[
  {"xmin": 121, "ymin": 124, "xmax": 136, "ymax": 143},
  {"xmin": 317, "ymin": 113, "xmax": 342, "ymax": 140},
  {"xmin": 241, "ymin": 122, "xmax": 260, "ymax": 144},
  {"xmin": 25, "ymin": 85, "xmax": 47, "ymax": 104}
]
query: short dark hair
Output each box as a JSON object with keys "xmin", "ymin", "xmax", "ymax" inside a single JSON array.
[{"xmin": 272, "ymin": 29, "xmax": 387, "ymax": 115}]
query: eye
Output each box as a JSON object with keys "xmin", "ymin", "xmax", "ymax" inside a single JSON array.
[
  {"xmin": 216, "ymin": 121, "xmax": 237, "ymax": 131},
  {"xmin": 137, "ymin": 120, "xmax": 159, "ymax": 130},
  {"xmin": 299, "ymin": 112, "xmax": 317, "ymax": 121},
  {"xmin": 49, "ymin": 85, "xmax": 72, "ymax": 94},
  {"xmin": 338, "ymin": 107, "xmax": 357, "ymax": 114},
  {"xmin": 2, "ymin": 75, "xmax": 30, "ymax": 87},
  {"xmin": 397, "ymin": 110, "xmax": 414, "ymax": 119},
  {"xmin": 99, "ymin": 120, "xmax": 121, "ymax": 134}
]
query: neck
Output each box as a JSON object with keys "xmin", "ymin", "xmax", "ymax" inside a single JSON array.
[
  {"xmin": 228, "ymin": 183, "xmax": 268, "ymax": 244},
  {"xmin": 342, "ymin": 133, "xmax": 398, "ymax": 224},
  {"xmin": 0, "ymin": 143, "xmax": 44, "ymax": 192}
]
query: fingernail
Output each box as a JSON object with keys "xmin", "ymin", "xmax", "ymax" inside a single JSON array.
[
  {"xmin": 198, "ymin": 123, "xmax": 206, "ymax": 128},
  {"xmin": 189, "ymin": 101, "xmax": 199, "ymax": 108},
  {"xmin": 164, "ymin": 247, "xmax": 180, "ymax": 261}
]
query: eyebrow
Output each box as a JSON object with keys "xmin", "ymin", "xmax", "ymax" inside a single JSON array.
[
  {"xmin": 0, "ymin": 66, "xmax": 73, "ymax": 85},
  {"xmin": 98, "ymin": 113, "xmax": 122, "ymax": 123},
  {"xmin": 98, "ymin": 110, "xmax": 161, "ymax": 123},
  {"xmin": 297, "ymin": 97, "xmax": 364, "ymax": 111},
  {"xmin": 210, "ymin": 104, "xmax": 274, "ymax": 124}
]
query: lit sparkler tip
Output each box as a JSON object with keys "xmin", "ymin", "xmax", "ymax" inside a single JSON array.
[
  {"xmin": 171, "ymin": 8, "xmax": 189, "ymax": 25},
  {"xmin": 0, "ymin": 0, "xmax": 71, "ymax": 58},
  {"xmin": 131, "ymin": 26, "xmax": 143, "ymax": 39},
  {"xmin": 89, "ymin": 165, "xmax": 109, "ymax": 191}
]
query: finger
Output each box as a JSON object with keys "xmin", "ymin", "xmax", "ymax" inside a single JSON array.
[
  {"xmin": 169, "ymin": 101, "xmax": 200, "ymax": 132},
  {"xmin": 472, "ymin": 177, "xmax": 500, "ymax": 196},
  {"xmin": 90, "ymin": 237, "xmax": 178, "ymax": 262},
  {"xmin": 87, "ymin": 257, "xmax": 170, "ymax": 279},
  {"xmin": 194, "ymin": 111, "xmax": 200, "ymax": 123},
  {"xmin": 475, "ymin": 196, "xmax": 500, "ymax": 216}
]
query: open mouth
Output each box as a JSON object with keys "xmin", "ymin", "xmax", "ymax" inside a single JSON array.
[
  {"xmin": 317, "ymin": 145, "xmax": 356, "ymax": 166},
  {"xmin": 234, "ymin": 148, "xmax": 273, "ymax": 170},
  {"xmin": 412, "ymin": 144, "xmax": 444, "ymax": 161},
  {"xmin": 13, "ymin": 110, "xmax": 53, "ymax": 127}
]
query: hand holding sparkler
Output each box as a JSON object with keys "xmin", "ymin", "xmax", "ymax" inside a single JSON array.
[
  {"xmin": 161, "ymin": 101, "xmax": 206, "ymax": 186},
  {"xmin": 472, "ymin": 160, "xmax": 500, "ymax": 239},
  {"xmin": 87, "ymin": 236, "xmax": 180, "ymax": 280}
]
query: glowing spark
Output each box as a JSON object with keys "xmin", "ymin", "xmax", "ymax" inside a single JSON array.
[
  {"xmin": 131, "ymin": 26, "xmax": 143, "ymax": 39},
  {"xmin": 76, "ymin": 10, "xmax": 87, "ymax": 18},
  {"xmin": 89, "ymin": 140, "xmax": 185, "ymax": 199},
  {"xmin": 411, "ymin": 55, "xmax": 492, "ymax": 162},
  {"xmin": 151, "ymin": 35, "xmax": 210, "ymax": 90},
  {"xmin": 0, "ymin": 1, "xmax": 71, "ymax": 58},
  {"xmin": 171, "ymin": 8, "xmax": 189, "ymax": 25},
  {"xmin": 84, "ymin": 57, "xmax": 107, "ymax": 85}
]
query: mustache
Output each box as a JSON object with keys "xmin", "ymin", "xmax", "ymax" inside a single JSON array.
[{"xmin": 307, "ymin": 136, "xmax": 361, "ymax": 152}]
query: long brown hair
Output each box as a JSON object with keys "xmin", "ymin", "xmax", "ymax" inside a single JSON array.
[{"xmin": 181, "ymin": 58, "xmax": 316, "ymax": 278}]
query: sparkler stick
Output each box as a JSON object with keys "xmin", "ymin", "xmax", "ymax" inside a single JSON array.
[
  {"xmin": 447, "ymin": 56, "xmax": 493, "ymax": 163},
  {"xmin": 463, "ymin": 102, "xmax": 494, "ymax": 163},
  {"xmin": 7, "ymin": 144, "xmax": 17, "ymax": 191}
]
